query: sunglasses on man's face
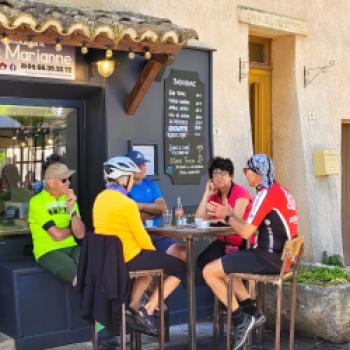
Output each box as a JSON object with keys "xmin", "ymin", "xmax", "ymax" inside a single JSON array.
[{"xmin": 61, "ymin": 176, "xmax": 72, "ymax": 184}]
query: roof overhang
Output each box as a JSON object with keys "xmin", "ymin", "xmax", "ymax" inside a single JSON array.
[{"xmin": 0, "ymin": 0, "xmax": 198, "ymax": 55}]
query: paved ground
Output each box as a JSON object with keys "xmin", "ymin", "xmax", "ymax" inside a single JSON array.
[
  {"xmin": 0, "ymin": 322, "xmax": 348, "ymax": 349},
  {"xmin": 8, "ymin": 323, "xmax": 350, "ymax": 350}
]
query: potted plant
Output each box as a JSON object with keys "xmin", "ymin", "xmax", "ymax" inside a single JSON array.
[{"xmin": 265, "ymin": 254, "xmax": 350, "ymax": 343}]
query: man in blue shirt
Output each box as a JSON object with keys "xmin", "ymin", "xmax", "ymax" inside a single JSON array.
[{"xmin": 127, "ymin": 150, "xmax": 186, "ymax": 262}]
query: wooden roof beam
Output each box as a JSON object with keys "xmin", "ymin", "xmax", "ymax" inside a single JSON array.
[{"xmin": 125, "ymin": 54, "xmax": 174, "ymax": 115}]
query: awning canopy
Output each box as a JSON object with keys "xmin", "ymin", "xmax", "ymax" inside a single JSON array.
[{"xmin": 0, "ymin": 0, "xmax": 198, "ymax": 55}]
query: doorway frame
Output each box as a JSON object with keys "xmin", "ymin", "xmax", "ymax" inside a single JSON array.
[
  {"xmin": 248, "ymin": 35, "xmax": 272, "ymax": 156},
  {"xmin": 0, "ymin": 96, "xmax": 86, "ymax": 214},
  {"xmin": 341, "ymin": 120, "xmax": 350, "ymax": 265}
]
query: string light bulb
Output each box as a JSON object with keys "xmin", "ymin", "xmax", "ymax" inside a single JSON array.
[
  {"xmin": 1, "ymin": 34, "xmax": 9, "ymax": 45},
  {"xmin": 144, "ymin": 50, "xmax": 152, "ymax": 60},
  {"xmin": 81, "ymin": 44, "xmax": 88, "ymax": 55},
  {"xmin": 106, "ymin": 48, "xmax": 113, "ymax": 58},
  {"xmin": 128, "ymin": 50, "xmax": 135, "ymax": 60},
  {"xmin": 27, "ymin": 35, "xmax": 35, "ymax": 49},
  {"xmin": 55, "ymin": 38, "xmax": 62, "ymax": 52}
]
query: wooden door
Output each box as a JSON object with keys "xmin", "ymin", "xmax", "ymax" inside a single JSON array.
[
  {"xmin": 342, "ymin": 122, "xmax": 350, "ymax": 265},
  {"xmin": 249, "ymin": 69, "xmax": 271, "ymax": 155}
]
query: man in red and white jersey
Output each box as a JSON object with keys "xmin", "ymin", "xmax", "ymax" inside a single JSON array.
[
  {"xmin": 247, "ymin": 177, "xmax": 298, "ymax": 269},
  {"xmin": 202, "ymin": 154, "xmax": 298, "ymax": 350}
]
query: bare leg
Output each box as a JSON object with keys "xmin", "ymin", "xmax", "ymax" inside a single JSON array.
[
  {"xmin": 129, "ymin": 275, "xmax": 152, "ymax": 310},
  {"xmin": 203, "ymin": 259, "xmax": 249, "ymax": 311},
  {"xmin": 166, "ymin": 243, "xmax": 186, "ymax": 262},
  {"xmin": 144, "ymin": 276, "xmax": 181, "ymax": 315},
  {"xmin": 232, "ymin": 277, "xmax": 251, "ymax": 301},
  {"xmin": 72, "ymin": 275, "xmax": 77, "ymax": 287}
]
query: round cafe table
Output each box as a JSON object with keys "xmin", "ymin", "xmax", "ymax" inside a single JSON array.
[{"xmin": 147, "ymin": 224, "xmax": 232, "ymax": 350}]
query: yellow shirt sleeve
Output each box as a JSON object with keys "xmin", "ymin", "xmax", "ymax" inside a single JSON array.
[{"xmin": 126, "ymin": 200, "xmax": 155, "ymax": 251}]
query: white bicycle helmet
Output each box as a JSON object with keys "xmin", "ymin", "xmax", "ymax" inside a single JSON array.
[{"xmin": 103, "ymin": 156, "xmax": 141, "ymax": 180}]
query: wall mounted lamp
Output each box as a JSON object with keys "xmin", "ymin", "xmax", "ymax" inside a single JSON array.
[
  {"xmin": 95, "ymin": 59, "xmax": 116, "ymax": 78},
  {"xmin": 304, "ymin": 60, "xmax": 335, "ymax": 87}
]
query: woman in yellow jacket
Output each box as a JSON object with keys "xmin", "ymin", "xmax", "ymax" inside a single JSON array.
[{"xmin": 93, "ymin": 156, "xmax": 185, "ymax": 335}]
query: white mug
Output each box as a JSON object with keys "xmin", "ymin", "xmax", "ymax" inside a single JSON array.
[{"xmin": 145, "ymin": 220, "xmax": 154, "ymax": 228}]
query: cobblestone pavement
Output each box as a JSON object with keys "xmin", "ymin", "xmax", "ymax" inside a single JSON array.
[{"xmin": 0, "ymin": 322, "xmax": 348, "ymax": 349}]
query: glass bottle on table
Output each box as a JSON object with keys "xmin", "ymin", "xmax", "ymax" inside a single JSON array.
[{"xmin": 175, "ymin": 196, "xmax": 184, "ymax": 226}]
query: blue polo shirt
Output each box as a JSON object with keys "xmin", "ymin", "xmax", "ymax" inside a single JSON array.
[{"xmin": 129, "ymin": 178, "xmax": 163, "ymax": 227}]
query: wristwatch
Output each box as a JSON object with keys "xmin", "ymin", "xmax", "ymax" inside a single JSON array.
[
  {"xmin": 225, "ymin": 214, "xmax": 234, "ymax": 224},
  {"xmin": 69, "ymin": 208, "xmax": 77, "ymax": 219}
]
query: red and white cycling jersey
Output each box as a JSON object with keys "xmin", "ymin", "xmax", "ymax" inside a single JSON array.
[{"xmin": 247, "ymin": 182, "xmax": 298, "ymax": 267}]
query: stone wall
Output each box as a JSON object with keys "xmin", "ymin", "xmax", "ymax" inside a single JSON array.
[{"xmin": 265, "ymin": 282, "xmax": 350, "ymax": 343}]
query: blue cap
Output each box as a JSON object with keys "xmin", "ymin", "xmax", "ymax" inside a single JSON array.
[{"xmin": 126, "ymin": 150, "xmax": 150, "ymax": 165}]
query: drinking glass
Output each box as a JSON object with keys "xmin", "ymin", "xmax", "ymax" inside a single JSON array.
[{"xmin": 162, "ymin": 210, "xmax": 173, "ymax": 227}]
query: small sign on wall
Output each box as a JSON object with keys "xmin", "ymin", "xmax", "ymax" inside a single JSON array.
[
  {"xmin": 312, "ymin": 149, "xmax": 339, "ymax": 176},
  {"xmin": 128, "ymin": 140, "xmax": 159, "ymax": 178},
  {"xmin": 0, "ymin": 40, "xmax": 76, "ymax": 80}
]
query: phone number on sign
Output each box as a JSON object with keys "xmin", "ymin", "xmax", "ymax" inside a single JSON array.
[{"xmin": 20, "ymin": 63, "xmax": 72, "ymax": 73}]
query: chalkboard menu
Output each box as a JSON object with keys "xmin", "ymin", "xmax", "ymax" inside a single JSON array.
[{"xmin": 164, "ymin": 70, "xmax": 206, "ymax": 185}]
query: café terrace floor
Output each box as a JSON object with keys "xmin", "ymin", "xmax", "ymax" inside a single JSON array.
[{"xmin": 0, "ymin": 322, "xmax": 347, "ymax": 350}]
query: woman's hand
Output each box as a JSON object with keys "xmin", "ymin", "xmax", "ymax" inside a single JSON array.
[
  {"xmin": 205, "ymin": 180, "xmax": 216, "ymax": 197},
  {"xmin": 206, "ymin": 198, "xmax": 232, "ymax": 219}
]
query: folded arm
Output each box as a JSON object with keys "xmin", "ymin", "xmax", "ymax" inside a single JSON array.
[{"xmin": 138, "ymin": 198, "xmax": 167, "ymax": 218}]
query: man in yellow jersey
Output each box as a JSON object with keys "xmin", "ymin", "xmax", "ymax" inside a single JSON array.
[
  {"xmin": 28, "ymin": 163, "xmax": 85, "ymax": 286},
  {"xmin": 93, "ymin": 156, "xmax": 185, "ymax": 335}
]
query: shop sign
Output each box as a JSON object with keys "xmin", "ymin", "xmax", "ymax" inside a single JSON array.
[
  {"xmin": 238, "ymin": 6, "xmax": 308, "ymax": 35},
  {"xmin": 0, "ymin": 40, "xmax": 76, "ymax": 80}
]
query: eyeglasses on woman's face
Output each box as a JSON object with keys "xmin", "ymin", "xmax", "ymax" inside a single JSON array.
[{"xmin": 212, "ymin": 169, "xmax": 229, "ymax": 178}]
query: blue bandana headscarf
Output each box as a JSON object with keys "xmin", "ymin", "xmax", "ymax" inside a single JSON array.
[{"xmin": 247, "ymin": 154, "xmax": 275, "ymax": 190}]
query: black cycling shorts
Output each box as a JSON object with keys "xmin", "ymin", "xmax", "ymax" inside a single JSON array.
[
  {"xmin": 221, "ymin": 249, "xmax": 279, "ymax": 274},
  {"xmin": 127, "ymin": 249, "xmax": 186, "ymax": 277}
]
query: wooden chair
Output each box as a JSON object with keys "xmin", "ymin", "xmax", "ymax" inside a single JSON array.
[
  {"xmin": 92, "ymin": 269, "xmax": 165, "ymax": 350},
  {"xmin": 214, "ymin": 236, "xmax": 304, "ymax": 350}
]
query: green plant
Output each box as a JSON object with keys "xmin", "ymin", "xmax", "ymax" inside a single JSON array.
[
  {"xmin": 297, "ymin": 266, "xmax": 350, "ymax": 286},
  {"xmin": 321, "ymin": 251, "xmax": 344, "ymax": 267}
]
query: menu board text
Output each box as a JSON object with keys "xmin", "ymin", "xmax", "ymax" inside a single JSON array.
[{"xmin": 164, "ymin": 70, "xmax": 206, "ymax": 185}]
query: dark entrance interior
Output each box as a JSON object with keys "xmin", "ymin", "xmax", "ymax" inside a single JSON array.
[{"xmin": 0, "ymin": 77, "xmax": 106, "ymax": 230}]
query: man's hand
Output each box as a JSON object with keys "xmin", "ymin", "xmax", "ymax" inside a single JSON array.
[
  {"xmin": 140, "ymin": 211, "xmax": 154, "ymax": 221},
  {"xmin": 137, "ymin": 202, "xmax": 145, "ymax": 211},
  {"xmin": 48, "ymin": 226, "xmax": 73, "ymax": 241},
  {"xmin": 66, "ymin": 189, "xmax": 77, "ymax": 212},
  {"xmin": 206, "ymin": 198, "xmax": 232, "ymax": 219}
]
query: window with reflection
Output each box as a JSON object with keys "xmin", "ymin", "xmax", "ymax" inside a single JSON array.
[{"xmin": 0, "ymin": 104, "xmax": 77, "ymax": 234}]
